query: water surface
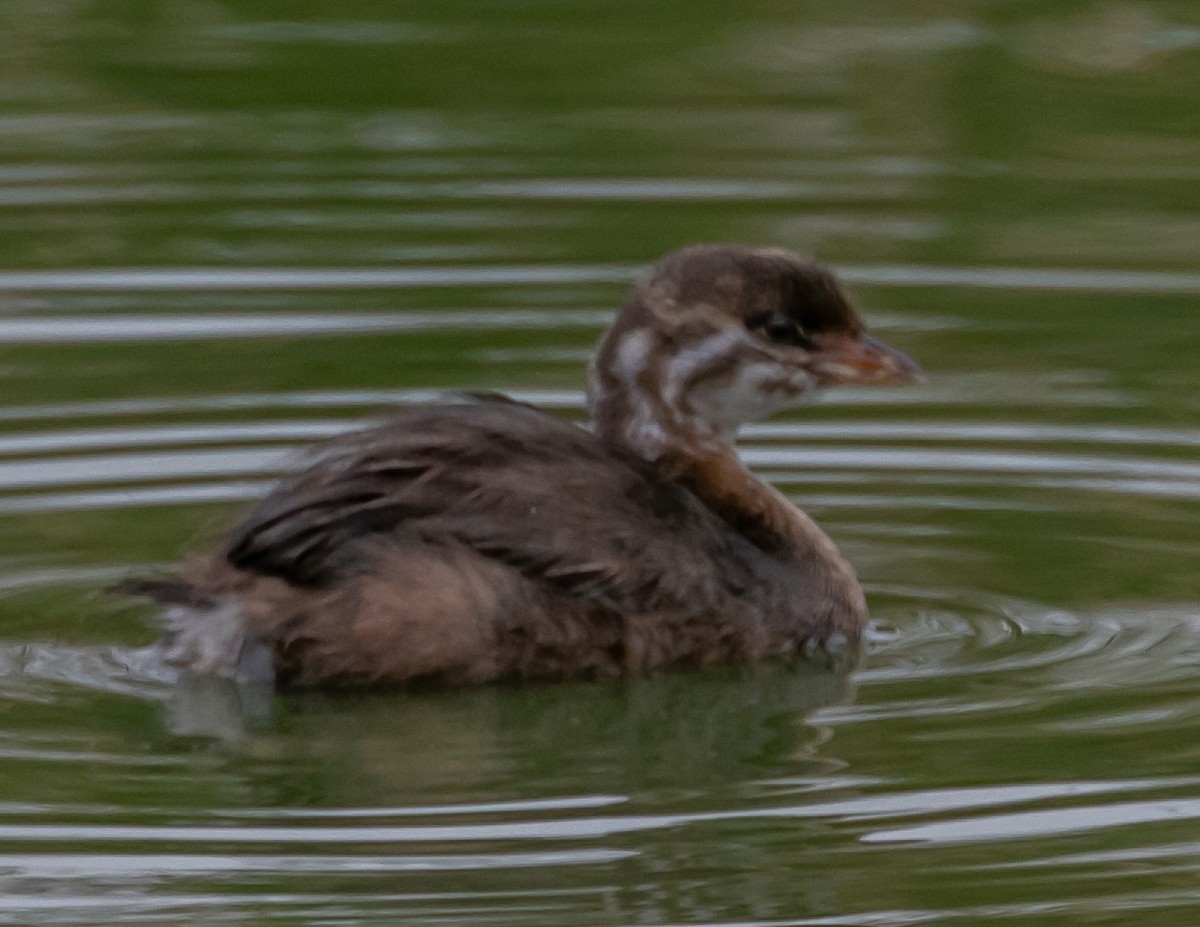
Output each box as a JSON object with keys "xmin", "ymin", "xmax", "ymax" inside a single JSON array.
[{"xmin": 2, "ymin": 1, "xmax": 1200, "ymax": 924}]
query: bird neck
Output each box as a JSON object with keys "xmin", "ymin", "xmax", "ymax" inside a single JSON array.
[
  {"xmin": 662, "ymin": 444, "xmax": 842, "ymax": 559},
  {"xmin": 590, "ymin": 389, "xmax": 828, "ymax": 559},
  {"xmin": 588, "ymin": 358, "xmax": 724, "ymax": 463},
  {"xmin": 587, "ymin": 328, "xmax": 850, "ymax": 565}
]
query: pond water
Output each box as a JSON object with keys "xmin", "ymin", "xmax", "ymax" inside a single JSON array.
[{"xmin": 2, "ymin": 1, "xmax": 1200, "ymax": 923}]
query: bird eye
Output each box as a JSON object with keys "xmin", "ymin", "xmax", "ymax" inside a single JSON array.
[{"xmin": 758, "ymin": 314, "xmax": 816, "ymax": 350}]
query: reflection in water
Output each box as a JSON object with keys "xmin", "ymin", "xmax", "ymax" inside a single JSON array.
[
  {"xmin": 0, "ymin": 650, "xmax": 862, "ymax": 923},
  {"xmin": 166, "ymin": 662, "xmax": 856, "ymax": 787}
]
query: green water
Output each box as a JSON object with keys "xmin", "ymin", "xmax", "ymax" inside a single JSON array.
[{"xmin": 2, "ymin": 1, "xmax": 1200, "ymax": 923}]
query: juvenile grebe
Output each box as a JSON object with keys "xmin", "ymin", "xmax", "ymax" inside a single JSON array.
[{"xmin": 123, "ymin": 244, "xmax": 921, "ymax": 688}]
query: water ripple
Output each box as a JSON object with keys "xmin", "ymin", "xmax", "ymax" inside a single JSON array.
[
  {"xmin": 0, "ymin": 310, "xmax": 612, "ymax": 342},
  {"xmin": 862, "ymin": 590, "xmax": 1200, "ymax": 684},
  {"xmin": 0, "ymin": 778, "xmax": 1182, "ymax": 845},
  {"xmin": 2, "ymin": 262, "xmax": 1199, "ymax": 292},
  {"xmin": 863, "ymin": 797, "xmax": 1200, "ymax": 846}
]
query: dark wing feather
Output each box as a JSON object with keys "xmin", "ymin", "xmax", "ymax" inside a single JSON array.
[{"xmin": 223, "ymin": 398, "xmax": 752, "ymax": 611}]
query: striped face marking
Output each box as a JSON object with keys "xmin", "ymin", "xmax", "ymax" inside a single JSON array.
[
  {"xmin": 615, "ymin": 328, "xmax": 654, "ymax": 385},
  {"xmin": 687, "ymin": 360, "xmax": 816, "ymax": 436},
  {"xmin": 600, "ymin": 323, "xmax": 821, "ymax": 458},
  {"xmin": 586, "ymin": 245, "xmax": 890, "ymax": 462},
  {"xmin": 609, "ymin": 328, "xmax": 673, "ymax": 458},
  {"xmin": 663, "ymin": 327, "xmax": 817, "ymax": 437}
]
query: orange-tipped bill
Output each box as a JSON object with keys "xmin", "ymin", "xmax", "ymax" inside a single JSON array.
[{"xmin": 810, "ymin": 332, "xmax": 923, "ymax": 387}]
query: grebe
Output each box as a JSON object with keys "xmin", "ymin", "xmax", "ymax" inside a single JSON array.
[{"xmin": 123, "ymin": 244, "xmax": 921, "ymax": 688}]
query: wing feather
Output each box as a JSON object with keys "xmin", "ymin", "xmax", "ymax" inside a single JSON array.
[{"xmin": 222, "ymin": 398, "xmax": 751, "ymax": 611}]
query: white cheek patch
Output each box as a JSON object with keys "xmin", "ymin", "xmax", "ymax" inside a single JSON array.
[
  {"xmin": 598, "ymin": 323, "xmax": 818, "ymax": 455},
  {"xmin": 589, "ymin": 329, "xmax": 651, "ymax": 410},
  {"xmin": 613, "ymin": 328, "xmax": 672, "ymax": 457},
  {"xmin": 616, "ymin": 328, "xmax": 654, "ymax": 385},
  {"xmin": 662, "ymin": 327, "xmax": 750, "ymax": 410},
  {"xmin": 690, "ymin": 362, "xmax": 816, "ymax": 435}
]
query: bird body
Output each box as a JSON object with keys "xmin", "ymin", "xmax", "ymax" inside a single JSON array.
[{"xmin": 124, "ymin": 244, "xmax": 921, "ymax": 688}]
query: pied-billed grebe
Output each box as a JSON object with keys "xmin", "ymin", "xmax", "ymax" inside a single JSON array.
[{"xmin": 122, "ymin": 244, "xmax": 921, "ymax": 688}]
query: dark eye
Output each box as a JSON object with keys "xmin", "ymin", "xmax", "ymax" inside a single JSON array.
[{"xmin": 758, "ymin": 314, "xmax": 816, "ymax": 350}]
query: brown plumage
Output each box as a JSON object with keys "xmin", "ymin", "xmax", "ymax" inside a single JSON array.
[{"xmin": 122, "ymin": 244, "xmax": 921, "ymax": 688}]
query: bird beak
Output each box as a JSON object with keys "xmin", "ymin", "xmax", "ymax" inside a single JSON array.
[{"xmin": 810, "ymin": 332, "xmax": 924, "ymax": 387}]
